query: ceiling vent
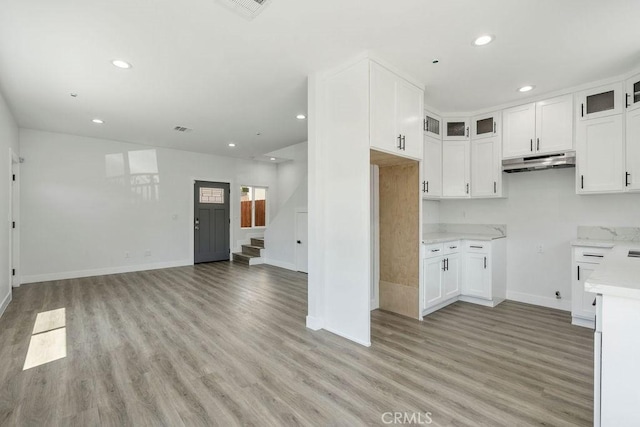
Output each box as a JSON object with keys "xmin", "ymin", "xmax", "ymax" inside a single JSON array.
[
  {"xmin": 173, "ymin": 126, "xmax": 193, "ymax": 133},
  {"xmin": 215, "ymin": 0, "xmax": 272, "ymax": 20}
]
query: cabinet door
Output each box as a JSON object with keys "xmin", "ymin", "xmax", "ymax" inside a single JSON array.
[
  {"xmin": 424, "ymin": 110, "xmax": 442, "ymax": 139},
  {"xmin": 423, "ymin": 257, "xmax": 444, "ymax": 308},
  {"xmin": 370, "ymin": 62, "xmax": 399, "ymax": 153},
  {"xmin": 463, "ymin": 253, "xmax": 491, "ymax": 299},
  {"xmin": 442, "ymin": 140, "xmax": 470, "ymax": 198},
  {"xmin": 502, "ymin": 103, "xmax": 536, "ymax": 158},
  {"xmin": 573, "ymin": 263, "xmax": 597, "ymax": 320},
  {"xmin": 443, "ymin": 117, "xmax": 470, "ymax": 141},
  {"xmin": 576, "ymin": 115, "xmax": 624, "ymax": 194},
  {"xmin": 627, "ymin": 73, "xmax": 640, "ymax": 112},
  {"xmin": 443, "ymin": 254, "xmax": 461, "ymax": 299},
  {"xmin": 423, "ymin": 135, "xmax": 442, "ymax": 197},
  {"xmin": 397, "ymin": 79, "xmax": 424, "ymax": 160},
  {"xmin": 472, "ymin": 111, "xmax": 500, "ymax": 140},
  {"xmin": 471, "ymin": 136, "xmax": 501, "ymax": 198},
  {"xmin": 626, "ymin": 108, "xmax": 640, "ymax": 191},
  {"xmin": 535, "ymin": 94, "xmax": 574, "ymax": 154},
  {"xmin": 578, "ymin": 83, "xmax": 624, "ymax": 121}
]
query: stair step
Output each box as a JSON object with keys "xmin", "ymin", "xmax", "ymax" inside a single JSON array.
[
  {"xmin": 251, "ymin": 238, "xmax": 265, "ymax": 248},
  {"xmin": 232, "ymin": 252, "xmax": 264, "ymax": 266},
  {"xmin": 241, "ymin": 244, "xmax": 263, "ymax": 257}
]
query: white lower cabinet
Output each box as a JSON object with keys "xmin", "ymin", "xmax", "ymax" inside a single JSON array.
[
  {"xmin": 571, "ymin": 245, "xmax": 611, "ymax": 328},
  {"xmin": 422, "ymin": 238, "xmax": 506, "ymax": 316}
]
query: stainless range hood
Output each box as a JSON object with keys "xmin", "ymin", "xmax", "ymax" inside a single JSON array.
[{"xmin": 502, "ymin": 151, "xmax": 576, "ymax": 173}]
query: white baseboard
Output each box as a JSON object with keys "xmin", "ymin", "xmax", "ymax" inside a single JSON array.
[
  {"xmin": 306, "ymin": 315, "xmax": 324, "ymax": 331},
  {"xmin": 265, "ymin": 259, "xmax": 297, "ymax": 271},
  {"xmin": 323, "ymin": 326, "xmax": 371, "ymax": 347},
  {"xmin": 0, "ymin": 291, "xmax": 12, "ymax": 319},
  {"xmin": 507, "ymin": 290, "xmax": 571, "ymax": 312},
  {"xmin": 21, "ymin": 260, "xmax": 193, "ymax": 284}
]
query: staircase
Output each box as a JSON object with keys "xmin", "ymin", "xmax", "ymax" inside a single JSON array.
[{"xmin": 232, "ymin": 237, "xmax": 265, "ymax": 265}]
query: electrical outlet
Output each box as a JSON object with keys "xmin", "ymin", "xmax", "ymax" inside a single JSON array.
[
  {"xmin": 537, "ymin": 244, "xmax": 544, "ymax": 254},
  {"xmin": 144, "ymin": 250, "xmax": 151, "ymax": 257}
]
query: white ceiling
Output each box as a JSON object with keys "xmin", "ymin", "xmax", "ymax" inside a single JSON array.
[{"xmin": 0, "ymin": 0, "xmax": 639, "ymax": 158}]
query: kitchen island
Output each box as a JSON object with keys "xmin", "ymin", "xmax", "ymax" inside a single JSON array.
[{"xmin": 586, "ymin": 244, "xmax": 640, "ymax": 427}]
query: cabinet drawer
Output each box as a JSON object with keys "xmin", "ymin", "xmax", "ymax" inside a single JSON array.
[
  {"xmin": 574, "ymin": 246, "xmax": 611, "ymax": 264},
  {"xmin": 423, "ymin": 243, "xmax": 444, "ymax": 258},
  {"xmin": 465, "ymin": 241, "xmax": 490, "ymax": 254},
  {"xmin": 444, "ymin": 241, "xmax": 461, "ymax": 255}
]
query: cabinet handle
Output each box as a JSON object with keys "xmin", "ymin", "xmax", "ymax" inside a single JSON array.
[
  {"xmin": 449, "ymin": 246, "xmax": 457, "ymax": 249},
  {"xmin": 530, "ymin": 139, "xmax": 533, "ymax": 152},
  {"xmin": 401, "ymin": 135, "xmax": 406, "ymax": 150},
  {"xmin": 466, "ymin": 127, "xmax": 469, "ymax": 138},
  {"xmin": 592, "ymin": 298, "xmax": 597, "ymax": 306},
  {"xmin": 424, "ymin": 118, "xmax": 427, "ymax": 132},
  {"xmin": 626, "ymin": 93, "xmax": 631, "ymax": 108},
  {"xmin": 484, "ymin": 256, "xmax": 487, "ymax": 269},
  {"xmin": 422, "ymin": 181, "xmax": 427, "ymax": 193},
  {"xmin": 577, "ymin": 265, "xmax": 580, "ymax": 281},
  {"xmin": 494, "ymin": 181, "xmax": 497, "ymax": 194},
  {"xmin": 397, "ymin": 134, "xmax": 402, "ymax": 149},
  {"xmin": 584, "ymin": 254, "xmax": 604, "ymax": 258},
  {"xmin": 466, "ymin": 183, "xmax": 469, "ymax": 194},
  {"xmin": 581, "ymin": 175, "xmax": 584, "ymax": 189},
  {"xmin": 470, "ymin": 245, "xmax": 483, "ymax": 249},
  {"xmin": 431, "ymin": 249, "xmax": 440, "ymax": 253},
  {"xmin": 493, "ymin": 122, "xmax": 496, "ymax": 133},
  {"xmin": 537, "ymin": 138, "xmax": 540, "ymax": 151},
  {"xmin": 442, "ymin": 259, "xmax": 446, "ymax": 271},
  {"xmin": 626, "ymin": 172, "xmax": 631, "ymax": 187},
  {"xmin": 446, "ymin": 258, "xmax": 449, "ymax": 271},
  {"xmin": 581, "ymin": 103, "xmax": 584, "ymax": 117},
  {"xmin": 426, "ymin": 181, "xmax": 429, "ymax": 193}
]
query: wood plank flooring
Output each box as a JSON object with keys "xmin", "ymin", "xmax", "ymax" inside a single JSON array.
[{"xmin": 0, "ymin": 262, "xmax": 594, "ymax": 426}]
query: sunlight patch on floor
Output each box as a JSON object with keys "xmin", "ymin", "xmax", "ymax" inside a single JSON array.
[
  {"xmin": 33, "ymin": 307, "xmax": 66, "ymax": 334},
  {"xmin": 23, "ymin": 308, "xmax": 67, "ymax": 370}
]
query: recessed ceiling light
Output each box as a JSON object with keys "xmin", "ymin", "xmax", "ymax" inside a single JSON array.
[
  {"xmin": 296, "ymin": 114, "xmax": 306, "ymax": 120},
  {"xmin": 270, "ymin": 157, "xmax": 276, "ymax": 161},
  {"xmin": 92, "ymin": 119, "xmax": 104, "ymax": 124},
  {"xmin": 228, "ymin": 143, "xmax": 236, "ymax": 147},
  {"xmin": 473, "ymin": 35, "xmax": 494, "ymax": 46},
  {"xmin": 111, "ymin": 59, "xmax": 132, "ymax": 69},
  {"xmin": 518, "ymin": 85, "xmax": 535, "ymax": 93}
]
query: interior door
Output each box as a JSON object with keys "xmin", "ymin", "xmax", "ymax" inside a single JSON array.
[
  {"xmin": 194, "ymin": 181, "xmax": 230, "ymax": 263},
  {"xmin": 295, "ymin": 212, "xmax": 308, "ymax": 273}
]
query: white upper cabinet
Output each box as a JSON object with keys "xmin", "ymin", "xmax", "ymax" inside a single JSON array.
[
  {"xmin": 626, "ymin": 73, "xmax": 640, "ymax": 112},
  {"xmin": 535, "ymin": 94, "xmax": 574, "ymax": 154},
  {"xmin": 423, "ymin": 135, "xmax": 442, "ymax": 198},
  {"xmin": 503, "ymin": 95, "xmax": 574, "ymax": 159},
  {"xmin": 471, "ymin": 136, "xmax": 502, "ymax": 198},
  {"xmin": 577, "ymin": 82, "xmax": 624, "ymax": 121},
  {"xmin": 502, "ymin": 103, "xmax": 536, "ymax": 158},
  {"xmin": 370, "ymin": 62, "xmax": 423, "ymax": 160},
  {"xmin": 472, "ymin": 111, "xmax": 500, "ymax": 140},
  {"xmin": 443, "ymin": 117, "xmax": 470, "ymax": 141},
  {"xmin": 423, "ymin": 110, "xmax": 442, "ymax": 139},
  {"xmin": 576, "ymin": 115, "xmax": 624, "ymax": 194},
  {"xmin": 626, "ymin": 108, "xmax": 640, "ymax": 191},
  {"xmin": 442, "ymin": 140, "xmax": 470, "ymax": 198}
]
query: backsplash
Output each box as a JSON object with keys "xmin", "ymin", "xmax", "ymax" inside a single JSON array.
[
  {"xmin": 424, "ymin": 223, "xmax": 507, "ymax": 237},
  {"xmin": 577, "ymin": 226, "xmax": 640, "ymax": 242}
]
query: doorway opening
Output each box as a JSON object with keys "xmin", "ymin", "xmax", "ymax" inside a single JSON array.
[{"xmin": 194, "ymin": 181, "xmax": 231, "ymax": 263}]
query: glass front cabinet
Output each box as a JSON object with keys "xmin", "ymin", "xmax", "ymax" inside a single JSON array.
[
  {"xmin": 627, "ymin": 73, "xmax": 640, "ymax": 112},
  {"xmin": 443, "ymin": 117, "xmax": 470, "ymax": 141},
  {"xmin": 578, "ymin": 82, "xmax": 624, "ymax": 120},
  {"xmin": 472, "ymin": 111, "xmax": 501, "ymax": 140},
  {"xmin": 424, "ymin": 110, "xmax": 442, "ymax": 139}
]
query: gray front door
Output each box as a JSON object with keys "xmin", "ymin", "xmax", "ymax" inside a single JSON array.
[{"xmin": 194, "ymin": 181, "xmax": 230, "ymax": 263}]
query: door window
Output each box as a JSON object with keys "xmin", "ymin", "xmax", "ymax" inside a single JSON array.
[{"xmin": 241, "ymin": 186, "xmax": 268, "ymax": 228}]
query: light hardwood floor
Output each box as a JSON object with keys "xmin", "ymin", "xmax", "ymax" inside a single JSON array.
[{"xmin": 0, "ymin": 262, "xmax": 593, "ymax": 426}]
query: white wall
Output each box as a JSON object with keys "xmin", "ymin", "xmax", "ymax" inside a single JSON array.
[
  {"xmin": 0, "ymin": 90, "xmax": 19, "ymax": 316},
  {"xmin": 434, "ymin": 168, "xmax": 640, "ymax": 310},
  {"xmin": 19, "ymin": 129, "xmax": 277, "ymax": 283},
  {"xmin": 264, "ymin": 141, "xmax": 308, "ymax": 270}
]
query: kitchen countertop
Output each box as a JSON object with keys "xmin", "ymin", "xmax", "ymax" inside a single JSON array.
[
  {"xmin": 571, "ymin": 239, "xmax": 616, "ymax": 248},
  {"xmin": 586, "ymin": 243, "xmax": 640, "ymax": 300},
  {"xmin": 422, "ymin": 233, "xmax": 506, "ymax": 245}
]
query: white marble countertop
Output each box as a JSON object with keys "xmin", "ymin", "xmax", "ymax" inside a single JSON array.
[
  {"xmin": 586, "ymin": 244, "xmax": 640, "ymax": 300},
  {"xmin": 422, "ymin": 233, "xmax": 505, "ymax": 245},
  {"xmin": 571, "ymin": 239, "xmax": 616, "ymax": 248}
]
